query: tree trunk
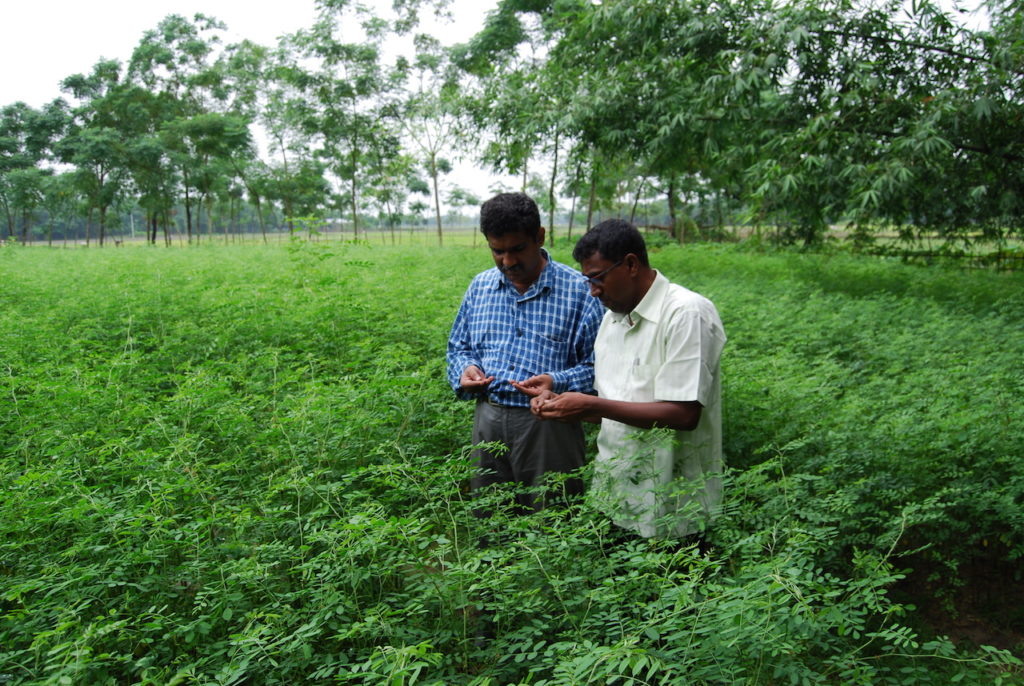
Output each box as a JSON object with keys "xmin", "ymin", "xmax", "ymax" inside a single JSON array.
[
  {"xmin": 429, "ymin": 153, "xmax": 443, "ymax": 246},
  {"xmin": 548, "ymin": 130, "xmax": 559, "ymax": 246},
  {"xmin": 667, "ymin": 176, "xmax": 682, "ymax": 244},
  {"xmin": 284, "ymin": 196, "xmax": 295, "ymax": 235},
  {"xmin": 99, "ymin": 205, "xmax": 108, "ymax": 246},
  {"xmin": 350, "ymin": 148, "xmax": 360, "ymax": 238},
  {"xmin": 254, "ymin": 196, "xmax": 267, "ymax": 244},
  {"xmin": 205, "ymin": 196, "xmax": 215, "ymax": 244},
  {"xmin": 385, "ymin": 199, "xmax": 396, "ymax": 246},
  {"xmin": 2, "ymin": 200, "xmax": 13, "ymax": 239},
  {"xmin": 629, "ymin": 177, "xmax": 646, "ymax": 224},
  {"xmin": 224, "ymin": 199, "xmax": 231, "ymax": 245},
  {"xmin": 567, "ymin": 193, "xmax": 577, "ymax": 242},
  {"xmin": 567, "ymin": 161, "xmax": 582, "ymax": 241},
  {"xmin": 184, "ymin": 183, "xmax": 194, "ymax": 244},
  {"xmin": 585, "ymin": 171, "xmax": 597, "ymax": 232}
]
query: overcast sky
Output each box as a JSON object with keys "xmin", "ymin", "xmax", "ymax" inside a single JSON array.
[
  {"xmin": 2, "ymin": 0, "xmax": 498, "ymax": 108},
  {"xmin": 4, "ymin": 0, "xmax": 312, "ymax": 109},
  {"xmin": 1, "ymin": 0, "xmax": 519, "ymax": 201}
]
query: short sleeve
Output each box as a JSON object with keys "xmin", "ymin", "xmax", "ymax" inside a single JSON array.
[{"xmin": 653, "ymin": 307, "xmax": 725, "ymax": 405}]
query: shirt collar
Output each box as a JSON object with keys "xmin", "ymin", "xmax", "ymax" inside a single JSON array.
[
  {"xmin": 609, "ymin": 269, "xmax": 668, "ymax": 327},
  {"xmin": 492, "ymin": 248, "xmax": 553, "ymax": 295}
]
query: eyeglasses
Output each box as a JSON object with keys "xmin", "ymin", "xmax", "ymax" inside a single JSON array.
[{"xmin": 581, "ymin": 260, "xmax": 623, "ymax": 287}]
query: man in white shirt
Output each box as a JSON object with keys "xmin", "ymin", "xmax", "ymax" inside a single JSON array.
[{"xmin": 528, "ymin": 219, "xmax": 726, "ymax": 541}]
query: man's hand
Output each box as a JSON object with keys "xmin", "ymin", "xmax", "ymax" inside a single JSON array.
[
  {"xmin": 530, "ymin": 390, "xmax": 594, "ymax": 422},
  {"xmin": 528, "ymin": 389, "xmax": 558, "ymax": 416},
  {"xmin": 511, "ymin": 374, "xmax": 553, "ymax": 398},
  {"xmin": 459, "ymin": 365, "xmax": 494, "ymax": 392}
]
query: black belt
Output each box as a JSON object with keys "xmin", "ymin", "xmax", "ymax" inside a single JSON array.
[{"xmin": 484, "ymin": 396, "xmax": 523, "ymax": 409}]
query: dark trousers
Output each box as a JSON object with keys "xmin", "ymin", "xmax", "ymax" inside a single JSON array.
[{"xmin": 471, "ymin": 399, "xmax": 586, "ymax": 516}]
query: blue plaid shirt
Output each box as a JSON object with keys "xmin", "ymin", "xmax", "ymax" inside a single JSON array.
[{"xmin": 446, "ymin": 254, "xmax": 604, "ymax": 407}]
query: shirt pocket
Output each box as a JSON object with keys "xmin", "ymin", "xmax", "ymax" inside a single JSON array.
[
  {"xmin": 528, "ymin": 329, "xmax": 569, "ymax": 352},
  {"xmin": 537, "ymin": 330, "xmax": 567, "ymax": 346},
  {"xmin": 524, "ymin": 328, "xmax": 570, "ymax": 370}
]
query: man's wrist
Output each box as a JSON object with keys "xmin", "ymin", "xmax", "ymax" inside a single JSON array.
[{"xmin": 547, "ymin": 372, "xmax": 567, "ymax": 393}]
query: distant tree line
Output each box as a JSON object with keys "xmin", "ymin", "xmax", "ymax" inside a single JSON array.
[{"xmin": 2, "ymin": 0, "xmax": 1021, "ymax": 248}]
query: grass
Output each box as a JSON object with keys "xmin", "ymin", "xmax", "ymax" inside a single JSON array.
[{"xmin": 1, "ymin": 239, "xmax": 1022, "ymax": 684}]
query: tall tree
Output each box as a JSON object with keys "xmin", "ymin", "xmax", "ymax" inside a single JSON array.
[
  {"xmin": 6, "ymin": 168, "xmax": 50, "ymax": 243},
  {"xmin": 292, "ymin": 3, "xmax": 398, "ymax": 237},
  {"xmin": 58, "ymin": 59, "xmax": 135, "ymax": 246},
  {"xmin": 218, "ymin": 39, "xmax": 295, "ymax": 240},
  {"xmin": 396, "ymin": 34, "xmax": 466, "ymax": 245},
  {"xmin": 40, "ymin": 171, "xmax": 80, "ymax": 246},
  {"xmin": 128, "ymin": 13, "xmax": 232, "ymax": 243},
  {"xmin": 0, "ymin": 100, "xmax": 67, "ymax": 241},
  {"xmin": 460, "ymin": 0, "xmax": 1024, "ymax": 245},
  {"xmin": 454, "ymin": 1, "xmax": 596, "ymax": 241},
  {"xmin": 365, "ymin": 128, "xmax": 417, "ymax": 243},
  {"xmin": 162, "ymin": 113, "xmax": 254, "ymax": 241}
]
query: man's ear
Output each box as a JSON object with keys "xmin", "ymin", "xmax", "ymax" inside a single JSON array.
[{"xmin": 625, "ymin": 253, "xmax": 640, "ymax": 275}]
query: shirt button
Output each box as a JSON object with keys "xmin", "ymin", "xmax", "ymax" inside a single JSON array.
[
  {"xmin": 509, "ymin": 365, "xmax": 515, "ymax": 370},
  {"xmin": 516, "ymin": 329, "xmax": 523, "ymax": 337}
]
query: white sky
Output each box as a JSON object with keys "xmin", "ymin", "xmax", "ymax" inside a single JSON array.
[
  {"xmin": 1, "ymin": 0, "xmax": 499, "ymax": 108},
  {"xmin": 4, "ymin": 0, "xmax": 311, "ymax": 109},
  {"xmin": 1, "ymin": 0, "xmax": 519, "ymax": 202},
  {"xmin": 1, "ymin": 0, "xmax": 989, "ymax": 110}
]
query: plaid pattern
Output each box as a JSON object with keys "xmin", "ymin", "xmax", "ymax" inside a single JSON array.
[{"xmin": 447, "ymin": 255, "xmax": 604, "ymax": 407}]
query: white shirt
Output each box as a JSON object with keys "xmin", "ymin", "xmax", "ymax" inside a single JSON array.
[{"xmin": 592, "ymin": 271, "xmax": 726, "ymax": 538}]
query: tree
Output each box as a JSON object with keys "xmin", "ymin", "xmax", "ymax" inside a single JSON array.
[
  {"xmin": 163, "ymin": 113, "xmax": 254, "ymax": 242},
  {"xmin": 128, "ymin": 13, "xmax": 234, "ymax": 243},
  {"xmin": 266, "ymin": 157, "xmax": 330, "ymax": 232},
  {"xmin": 291, "ymin": 3, "xmax": 398, "ymax": 237},
  {"xmin": 7, "ymin": 168, "xmax": 50, "ymax": 243},
  {"xmin": 58, "ymin": 59, "xmax": 134, "ymax": 246},
  {"xmin": 445, "ymin": 184, "xmax": 481, "ymax": 240},
  {"xmin": 396, "ymin": 34, "xmax": 466, "ymax": 245},
  {"xmin": 128, "ymin": 13, "xmax": 229, "ymax": 115},
  {"xmin": 40, "ymin": 172, "xmax": 80, "ymax": 246},
  {"xmin": 219, "ymin": 39, "xmax": 307, "ymax": 241},
  {"xmin": 125, "ymin": 132, "xmax": 178, "ymax": 246},
  {"xmin": 0, "ymin": 100, "xmax": 67, "ymax": 241},
  {"xmin": 453, "ymin": 3, "xmax": 577, "ymax": 242},
  {"xmin": 460, "ymin": 0, "xmax": 1024, "ymax": 245},
  {"xmin": 366, "ymin": 130, "xmax": 418, "ymax": 244}
]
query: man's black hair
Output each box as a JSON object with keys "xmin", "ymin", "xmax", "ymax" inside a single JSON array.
[
  {"xmin": 573, "ymin": 218, "xmax": 650, "ymax": 267},
  {"xmin": 480, "ymin": 192, "xmax": 541, "ymax": 241}
]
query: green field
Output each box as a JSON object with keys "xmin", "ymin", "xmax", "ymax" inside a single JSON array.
[{"xmin": 1, "ymin": 240, "xmax": 1022, "ymax": 684}]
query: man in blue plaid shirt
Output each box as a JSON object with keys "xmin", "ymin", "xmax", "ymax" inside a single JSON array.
[{"xmin": 447, "ymin": 192, "xmax": 604, "ymax": 516}]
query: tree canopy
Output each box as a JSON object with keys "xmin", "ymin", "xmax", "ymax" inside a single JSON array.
[{"xmin": 1, "ymin": 0, "xmax": 1020, "ymax": 247}]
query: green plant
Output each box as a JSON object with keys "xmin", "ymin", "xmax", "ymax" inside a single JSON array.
[{"xmin": 1, "ymin": 244, "xmax": 1022, "ymax": 683}]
